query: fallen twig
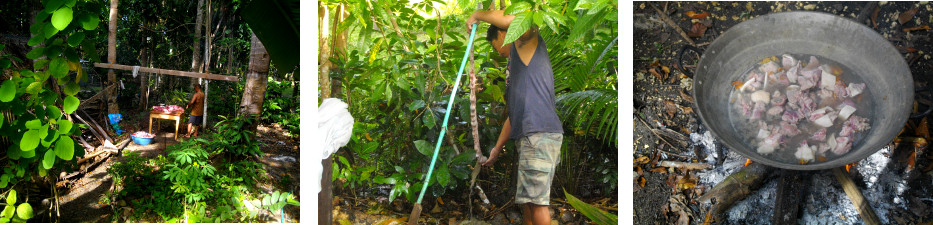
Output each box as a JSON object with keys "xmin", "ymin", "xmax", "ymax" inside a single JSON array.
[
  {"xmin": 650, "ymin": 3, "xmax": 696, "ymax": 46},
  {"xmin": 833, "ymin": 167, "xmax": 881, "ymax": 225},
  {"xmin": 699, "ymin": 162, "xmax": 775, "ymax": 222},
  {"xmin": 658, "ymin": 160, "xmax": 711, "ymax": 170},
  {"xmin": 636, "ymin": 116, "xmax": 693, "ymax": 159}
]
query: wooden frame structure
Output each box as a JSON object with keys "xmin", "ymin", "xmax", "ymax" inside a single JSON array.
[{"xmin": 90, "ymin": 0, "xmax": 241, "ymax": 134}]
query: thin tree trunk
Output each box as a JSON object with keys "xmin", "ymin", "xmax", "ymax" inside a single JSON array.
[
  {"xmin": 189, "ymin": 0, "xmax": 204, "ymax": 86},
  {"xmin": 107, "ymin": 0, "xmax": 119, "ymax": 115},
  {"xmin": 238, "ymin": 32, "xmax": 270, "ymax": 125},
  {"xmin": 202, "ymin": 0, "xmax": 211, "ymax": 75},
  {"xmin": 139, "ymin": 44, "xmax": 148, "ymax": 112},
  {"xmin": 318, "ymin": 3, "xmax": 332, "ymax": 99}
]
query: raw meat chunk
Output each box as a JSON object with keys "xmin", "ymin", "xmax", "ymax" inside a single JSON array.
[{"xmin": 810, "ymin": 128, "xmax": 827, "ymax": 141}]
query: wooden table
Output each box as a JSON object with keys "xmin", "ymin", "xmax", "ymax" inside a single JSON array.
[{"xmin": 149, "ymin": 110, "xmax": 183, "ymax": 140}]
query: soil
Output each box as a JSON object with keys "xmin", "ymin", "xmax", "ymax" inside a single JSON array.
[
  {"xmin": 634, "ymin": 2, "xmax": 933, "ymax": 224},
  {"xmin": 43, "ymin": 114, "xmax": 300, "ymax": 222}
]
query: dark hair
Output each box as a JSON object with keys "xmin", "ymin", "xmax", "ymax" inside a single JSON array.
[
  {"xmin": 193, "ymin": 83, "xmax": 201, "ymax": 90},
  {"xmin": 486, "ymin": 25, "xmax": 502, "ymax": 43}
]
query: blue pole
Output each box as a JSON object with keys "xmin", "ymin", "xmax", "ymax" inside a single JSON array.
[{"xmin": 415, "ymin": 25, "xmax": 478, "ymax": 204}]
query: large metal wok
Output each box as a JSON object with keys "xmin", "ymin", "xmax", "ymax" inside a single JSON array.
[{"xmin": 692, "ymin": 11, "xmax": 914, "ymax": 170}]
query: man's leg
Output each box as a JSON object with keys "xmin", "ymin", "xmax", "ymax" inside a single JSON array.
[
  {"xmin": 530, "ymin": 204, "xmax": 550, "ymax": 225},
  {"xmin": 522, "ymin": 204, "xmax": 533, "ymax": 225},
  {"xmin": 185, "ymin": 123, "xmax": 193, "ymax": 137},
  {"xmin": 193, "ymin": 125, "xmax": 200, "ymax": 137}
]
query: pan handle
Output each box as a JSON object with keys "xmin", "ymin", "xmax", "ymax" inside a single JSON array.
[
  {"xmin": 677, "ymin": 45, "xmax": 703, "ymax": 78},
  {"xmin": 911, "ymin": 87, "xmax": 933, "ymax": 119}
]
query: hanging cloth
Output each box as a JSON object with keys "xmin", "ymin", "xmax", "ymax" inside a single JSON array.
[{"xmin": 132, "ymin": 66, "xmax": 140, "ymax": 78}]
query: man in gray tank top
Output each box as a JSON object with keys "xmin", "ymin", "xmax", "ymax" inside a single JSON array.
[{"xmin": 468, "ymin": 8, "xmax": 564, "ymax": 225}]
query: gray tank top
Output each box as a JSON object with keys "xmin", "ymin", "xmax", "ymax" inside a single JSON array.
[{"xmin": 506, "ymin": 34, "xmax": 563, "ymax": 140}]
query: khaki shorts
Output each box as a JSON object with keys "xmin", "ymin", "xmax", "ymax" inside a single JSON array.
[{"xmin": 515, "ymin": 132, "xmax": 563, "ymax": 205}]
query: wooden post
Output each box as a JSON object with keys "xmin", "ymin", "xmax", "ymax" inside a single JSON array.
[
  {"xmin": 319, "ymin": 156, "xmax": 333, "ymax": 225},
  {"xmin": 833, "ymin": 167, "xmax": 881, "ymax": 225},
  {"xmin": 107, "ymin": 0, "xmax": 119, "ymax": 115},
  {"xmin": 772, "ymin": 170, "xmax": 809, "ymax": 224},
  {"xmin": 203, "ymin": 80, "xmax": 208, "ymax": 128}
]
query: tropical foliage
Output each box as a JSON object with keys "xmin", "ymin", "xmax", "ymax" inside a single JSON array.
[{"xmin": 320, "ymin": 0, "xmax": 617, "ymax": 214}]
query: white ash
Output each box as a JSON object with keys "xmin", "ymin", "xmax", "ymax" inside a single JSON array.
[
  {"xmin": 696, "ymin": 150, "xmax": 745, "ymax": 186},
  {"xmin": 690, "ymin": 131, "xmax": 718, "ymax": 164},
  {"xmin": 697, "ymin": 146, "xmax": 908, "ymax": 224}
]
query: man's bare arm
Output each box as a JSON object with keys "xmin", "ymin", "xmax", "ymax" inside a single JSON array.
[{"xmin": 467, "ymin": 10, "xmax": 513, "ymax": 30}]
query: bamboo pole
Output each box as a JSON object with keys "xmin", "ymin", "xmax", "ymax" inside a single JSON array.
[
  {"xmin": 93, "ymin": 63, "xmax": 239, "ymax": 81},
  {"xmin": 833, "ymin": 167, "xmax": 881, "ymax": 225}
]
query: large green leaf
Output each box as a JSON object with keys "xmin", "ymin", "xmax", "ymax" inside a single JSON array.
[
  {"xmin": 1, "ymin": 205, "xmax": 12, "ymax": 219},
  {"xmin": 63, "ymin": 81, "xmax": 79, "ymax": 96},
  {"xmin": 6, "ymin": 189, "xmax": 15, "ymax": 205},
  {"xmin": 58, "ymin": 119, "xmax": 72, "ymax": 134},
  {"xmin": 51, "ymin": 7, "xmax": 74, "ymax": 31},
  {"xmin": 63, "ymin": 95, "xmax": 78, "ymax": 114},
  {"xmin": 42, "ymin": 150, "xmax": 55, "ymax": 169},
  {"xmin": 42, "ymin": 23, "xmax": 59, "ymax": 39},
  {"xmin": 49, "ymin": 57, "xmax": 68, "ymax": 78},
  {"xmin": 503, "ymin": 12, "xmax": 532, "ymax": 45},
  {"xmin": 241, "ymin": 0, "xmax": 299, "ymax": 72},
  {"xmin": 55, "ymin": 135, "xmax": 74, "ymax": 160},
  {"xmin": 413, "ymin": 140, "xmax": 434, "ymax": 156},
  {"xmin": 20, "ymin": 130, "xmax": 41, "ymax": 151},
  {"xmin": 436, "ymin": 164, "xmax": 449, "ymax": 187},
  {"xmin": 67, "ymin": 31, "xmax": 84, "ymax": 47},
  {"xmin": 26, "ymin": 47, "xmax": 45, "ymax": 60},
  {"xmin": 504, "ymin": 1, "xmax": 532, "ymax": 15},
  {"xmin": 564, "ymin": 189, "xmax": 617, "ymax": 225},
  {"xmin": 15, "ymin": 203, "xmax": 32, "ymax": 220},
  {"xmin": 0, "ymin": 80, "xmax": 16, "ymax": 102},
  {"xmin": 77, "ymin": 13, "xmax": 99, "ymax": 31}
]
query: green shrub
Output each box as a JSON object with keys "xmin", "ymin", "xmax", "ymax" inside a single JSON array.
[
  {"xmin": 161, "ymin": 139, "xmax": 216, "ymax": 204},
  {"xmin": 206, "ymin": 116, "xmax": 262, "ymax": 157}
]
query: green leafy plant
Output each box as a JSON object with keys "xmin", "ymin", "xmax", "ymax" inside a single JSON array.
[
  {"xmin": 0, "ymin": 190, "xmax": 33, "ymax": 223},
  {"xmin": 0, "ymin": 0, "xmax": 100, "ymax": 218},
  {"xmin": 206, "ymin": 116, "xmax": 262, "ymax": 157},
  {"xmin": 161, "ymin": 140, "xmax": 216, "ymax": 204},
  {"xmin": 564, "ymin": 189, "xmax": 617, "ymax": 225}
]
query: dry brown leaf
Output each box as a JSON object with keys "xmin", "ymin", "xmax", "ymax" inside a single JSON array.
[
  {"xmin": 635, "ymin": 156, "xmax": 650, "ymax": 164},
  {"xmin": 685, "ymin": 10, "xmax": 711, "ymax": 19},
  {"xmin": 687, "ymin": 22, "xmax": 708, "ymax": 37},
  {"xmin": 904, "ymin": 25, "xmax": 931, "ymax": 32},
  {"xmin": 635, "ymin": 166, "xmax": 644, "ymax": 175},
  {"xmin": 682, "ymin": 107, "xmax": 694, "ymax": 115},
  {"xmin": 649, "ymin": 68, "xmax": 663, "ymax": 80},
  {"xmin": 917, "ymin": 117, "xmax": 930, "ymax": 139},
  {"xmin": 650, "ymin": 167, "xmax": 668, "ymax": 173},
  {"xmin": 662, "ymin": 66, "xmax": 671, "ymax": 76},
  {"xmin": 900, "ymin": 7, "xmax": 919, "ymax": 24},
  {"xmin": 664, "ymin": 100, "xmax": 679, "ymax": 118},
  {"xmin": 650, "ymin": 60, "xmax": 661, "ymax": 68},
  {"xmin": 639, "ymin": 177, "xmax": 647, "ymax": 187},
  {"xmin": 872, "ymin": 7, "xmax": 880, "ymax": 28},
  {"xmin": 907, "ymin": 151, "xmax": 917, "ymax": 171},
  {"xmin": 680, "ymin": 90, "xmax": 694, "ymax": 103},
  {"xmin": 896, "ymin": 45, "xmax": 919, "ymax": 53}
]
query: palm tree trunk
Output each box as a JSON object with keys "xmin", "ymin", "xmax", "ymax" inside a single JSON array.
[{"xmin": 238, "ymin": 32, "xmax": 270, "ymax": 124}]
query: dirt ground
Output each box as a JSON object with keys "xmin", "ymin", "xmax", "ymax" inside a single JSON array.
[
  {"xmin": 634, "ymin": 2, "xmax": 933, "ymax": 224},
  {"xmin": 47, "ymin": 118, "xmax": 300, "ymax": 222}
]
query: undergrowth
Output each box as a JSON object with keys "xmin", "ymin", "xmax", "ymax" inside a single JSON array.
[{"xmin": 105, "ymin": 121, "xmax": 298, "ymax": 222}]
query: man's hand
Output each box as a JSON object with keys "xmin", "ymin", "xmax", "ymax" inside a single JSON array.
[
  {"xmin": 466, "ymin": 12, "xmax": 479, "ymax": 31},
  {"xmin": 482, "ymin": 146, "xmax": 502, "ymax": 167}
]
